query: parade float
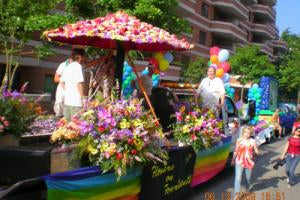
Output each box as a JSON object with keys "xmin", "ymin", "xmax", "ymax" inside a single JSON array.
[{"xmin": 1, "ymin": 11, "xmax": 239, "ymax": 200}]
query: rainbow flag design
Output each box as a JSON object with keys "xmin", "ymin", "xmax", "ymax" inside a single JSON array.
[
  {"xmin": 191, "ymin": 136, "xmax": 232, "ymax": 187},
  {"xmin": 44, "ymin": 167, "xmax": 141, "ymax": 200},
  {"xmin": 43, "ymin": 137, "xmax": 232, "ymax": 199}
]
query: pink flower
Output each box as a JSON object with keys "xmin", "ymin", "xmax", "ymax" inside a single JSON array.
[{"xmin": 3, "ymin": 121, "xmax": 9, "ymax": 127}]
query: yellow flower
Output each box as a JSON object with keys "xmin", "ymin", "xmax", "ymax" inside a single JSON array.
[
  {"xmin": 133, "ymin": 119, "xmax": 143, "ymax": 127},
  {"xmin": 182, "ymin": 125, "xmax": 190, "ymax": 133},
  {"xmin": 87, "ymin": 144, "xmax": 98, "ymax": 155},
  {"xmin": 120, "ymin": 119, "xmax": 130, "ymax": 129}
]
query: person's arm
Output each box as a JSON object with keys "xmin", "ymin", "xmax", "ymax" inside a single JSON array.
[
  {"xmin": 280, "ymin": 142, "xmax": 290, "ymax": 160},
  {"xmin": 219, "ymin": 79, "xmax": 226, "ymax": 106},
  {"xmin": 254, "ymin": 142, "xmax": 259, "ymax": 155},
  {"xmin": 231, "ymin": 140, "xmax": 240, "ymax": 165},
  {"xmin": 54, "ymin": 73, "xmax": 61, "ymax": 83},
  {"xmin": 292, "ymin": 125, "xmax": 296, "ymax": 134},
  {"xmin": 77, "ymin": 82, "xmax": 86, "ymax": 98}
]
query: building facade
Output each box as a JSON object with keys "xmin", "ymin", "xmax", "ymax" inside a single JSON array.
[
  {"xmin": 177, "ymin": 0, "xmax": 287, "ymax": 63},
  {"xmin": 0, "ymin": 0, "xmax": 287, "ymax": 96}
]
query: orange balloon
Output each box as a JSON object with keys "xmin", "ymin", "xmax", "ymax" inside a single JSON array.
[
  {"xmin": 216, "ymin": 68, "xmax": 224, "ymax": 78},
  {"xmin": 210, "ymin": 55, "xmax": 219, "ymax": 64}
]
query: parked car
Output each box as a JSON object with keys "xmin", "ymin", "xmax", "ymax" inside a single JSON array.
[{"xmin": 278, "ymin": 103, "xmax": 298, "ymax": 133}]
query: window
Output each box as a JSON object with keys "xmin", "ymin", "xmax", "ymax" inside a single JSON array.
[
  {"xmin": 44, "ymin": 74, "xmax": 56, "ymax": 93},
  {"xmin": 201, "ymin": 3, "xmax": 209, "ymax": 18},
  {"xmin": 198, "ymin": 31, "xmax": 206, "ymax": 45}
]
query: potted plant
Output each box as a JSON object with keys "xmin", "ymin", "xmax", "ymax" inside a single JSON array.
[{"xmin": 0, "ymin": 88, "xmax": 42, "ymax": 146}]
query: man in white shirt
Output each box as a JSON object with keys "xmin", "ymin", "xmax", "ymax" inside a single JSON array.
[
  {"xmin": 196, "ymin": 67, "xmax": 225, "ymax": 112},
  {"xmin": 53, "ymin": 58, "xmax": 72, "ymax": 117},
  {"xmin": 61, "ymin": 49, "xmax": 86, "ymax": 121}
]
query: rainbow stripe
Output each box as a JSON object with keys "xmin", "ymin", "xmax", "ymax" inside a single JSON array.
[
  {"xmin": 44, "ymin": 167, "xmax": 141, "ymax": 200},
  {"xmin": 191, "ymin": 137, "xmax": 232, "ymax": 187},
  {"xmin": 43, "ymin": 137, "xmax": 232, "ymax": 199}
]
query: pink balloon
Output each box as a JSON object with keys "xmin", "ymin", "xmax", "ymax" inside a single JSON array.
[
  {"xmin": 219, "ymin": 62, "xmax": 231, "ymax": 73},
  {"xmin": 210, "ymin": 64, "xmax": 218, "ymax": 69},
  {"xmin": 209, "ymin": 46, "xmax": 220, "ymax": 56}
]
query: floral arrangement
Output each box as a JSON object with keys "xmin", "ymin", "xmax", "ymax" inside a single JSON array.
[
  {"xmin": 43, "ymin": 11, "xmax": 194, "ymax": 51},
  {"xmin": 173, "ymin": 106, "xmax": 225, "ymax": 152},
  {"xmin": 23, "ymin": 115, "xmax": 57, "ymax": 136},
  {"xmin": 0, "ymin": 87, "xmax": 43, "ymax": 136},
  {"xmin": 0, "ymin": 116, "xmax": 10, "ymax": 133},
  {"xmin": 51, "ymin": 95, "xmax": 167, "ymax": 179}
]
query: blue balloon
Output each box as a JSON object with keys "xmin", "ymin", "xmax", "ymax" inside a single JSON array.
[
  {"xmin": 257, "ymin": 88, "xmax": 263, "ymax": 94},
  {"xmin": 218, "ymin": 49, "xmax": 230, "ymax": 62},
  {"xmin": 164, "ymin": 52, "xmax": 174, "ymax": 63},
  {"xmin": 252, "ymin": 83, "xmax": 259, "ymax": 88},
  {"xmin": 222, "ymin": 73, "xmax": 230, "ymax": 83},
  {"xmin": 126, "ymin": 66, "xmax": 132, "ymax": 73},
  {"xmin": 224, "ymin": 83, "xmax": 231, "ymax": 88},
  {"xmin": 230, "ymin": 88, "xmax": 235, "ymax": 93},
  {"xmin": 124, "ymin": 72, "xmax": 129, "ymax": 77},
  {"xmin": 124, "ymin": 61, "xmax": 129, "ymax": 66},
  {"xmin": 142, "ymin": 69, "xmax": 149, "ymax": 75}
]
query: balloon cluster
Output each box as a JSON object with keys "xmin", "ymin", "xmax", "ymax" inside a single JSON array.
[
  {"xmin": 208, "ymin": 47, "xmax": 231, "ymax": 81},
  {"xmin": 141, "ymin": 68, "xmax": 161, "ymax": 88},
  {"xmin": 151, "ymin": 52, "xmax": 174, "ymax": 73},
  {"xmin": 224, "ymin": 83, "xmax": 235, "ymax": 99},
  {"xmin": 122, "ymin": 62, "xmax": 136, "ymax": 98},
  {"xmin": 248, "ymin": 83, "xmax": 263, "ymax": 125}
]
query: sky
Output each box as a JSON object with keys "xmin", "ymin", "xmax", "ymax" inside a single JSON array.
[{"xmin": 276, "ymin": 0, "xmax": 300, "ymax": 35}]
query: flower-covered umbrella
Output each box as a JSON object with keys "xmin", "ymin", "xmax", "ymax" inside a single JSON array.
[
  {"xmin": 43, "ymin": 11, "xmax": 193, "ymax": 51},
  {"xmin": 43, "ymin": 11, "xmax": 194, "ymax": 121}
]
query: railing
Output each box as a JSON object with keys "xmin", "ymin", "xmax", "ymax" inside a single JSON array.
[
  {"xmin": 212, "ymin": 0, "xmax": 249, "ymax": 18},
  {"xmin": 252, "ymin": 4, "xmax": 276, "ymax": 20},
  {"xmin": 210, "ymin": 21, "xmax": 247, "ymax": 41}
]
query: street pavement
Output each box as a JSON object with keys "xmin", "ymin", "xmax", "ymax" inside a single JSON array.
[{"xmin": 188, "ymin": 136, "xmax": 300, "ymax": 200}]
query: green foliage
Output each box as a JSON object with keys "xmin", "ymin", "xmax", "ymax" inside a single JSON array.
[
  {"xmin": 229, "ymin": 45, "xmax": 276, "ymax": 84},
  {"xmin": 65, "ymin": 0, "xmax": 190, "ymax": 34},
  {"xmin": 0, "ymin": 0, "xmax": 65, "ymax": 91},
  {"xmin": 182, "ymin": 58, "xmax": 207, "ymax": 84},
  {"xmin": 277, "ymin": 29, "xmax": 300, "ymax": 99}
]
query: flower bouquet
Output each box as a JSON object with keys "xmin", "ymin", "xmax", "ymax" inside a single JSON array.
[
  {"xmin": 0, "ymin": 87, "xmax": 43, "ymax": 137},
  {"xmin": 51, "ymin": 94, "xmax": 167, "ymax": 179},
  {"xmin": 173, "ymin": 106, "xmax": 225, "ymax": 152}
]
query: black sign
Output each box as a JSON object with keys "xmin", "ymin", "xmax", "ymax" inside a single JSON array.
[{"xmin": 140, "ymin": 146, "xmax": 196, "ymax": 200}]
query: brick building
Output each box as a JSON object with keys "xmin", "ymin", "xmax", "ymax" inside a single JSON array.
[{"xmin": 0, "ymin": 0, "xmax": 287, "ymax": 96}]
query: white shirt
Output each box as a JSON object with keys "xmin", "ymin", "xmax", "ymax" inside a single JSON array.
[
  {"xmin": 197, "ymin": 77, "xmax": 225, "ymax": 109},
  {"xmin": 139, "ymin": 74, "xmax": 153, "ymax": 96},
  {"xmin": 55, "ymin": 61, "xmax": 69, "ymax": 103},
  {"xmin": 61, "ymin": 61, "xmax": 84, "ymax": 107}
]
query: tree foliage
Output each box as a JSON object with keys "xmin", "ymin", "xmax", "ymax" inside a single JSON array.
[
  {"xmin": 0, "ymin": 0, "xmax": 72, "ymax": 91},
  {"xmin": 182, "ymin": 58, "xmax": 207, "ymax": 84},
  {"xmin": 65, "ymin": 0, "xmax": 190, "ymax": 34},
  {"xmin": 277, "ymin": 29, "xmax": 300, "ymax": 99},
  {"xmin": 229, "ymin": 45, "xmax": 276, "ymax": 85}
]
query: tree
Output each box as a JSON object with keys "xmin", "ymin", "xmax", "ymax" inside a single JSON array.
[
  {"xmin": 0, "ymin": 0, "xmax": 73, "ymax": 92},
  {"xmin": 229, "ymin": 45, "xmax": 276, "ymax": 100},
  {"xmin": 65, "ymin": 0, "xmax": 190, "ymax": 34},
  {"xmin": 182, "ymin": 58, "xmax": 207, "ymax": 84},
  {"xmin": 276, "ymin": 29, "xmax": 300, "ymax": 101}
]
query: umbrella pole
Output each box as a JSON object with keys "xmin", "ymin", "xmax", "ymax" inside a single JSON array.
[
  {"xmin": 115, "ymin": 41, "xmax": 125, "ymax": 97},
  {"xmin": 126, "ymin": 52, "xmax": 159, "ymax": 122}
]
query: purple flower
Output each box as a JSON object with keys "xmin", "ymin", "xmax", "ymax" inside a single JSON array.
[
  {"xmin": 11, "ymin": 91, "xmax": 21, "ymax": 99},
  {"xmin": 79, "ymin": 121, "xmax": 93, "ymax": 135}
]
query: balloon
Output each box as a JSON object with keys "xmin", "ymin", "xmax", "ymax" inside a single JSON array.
[
  {"xmin": 252, "ymin": 83, "xmax": 259, "ymax": 88},
  {"xmin": 210, "ymin": 46, "xmax": 220, "ymax": 56},
  {"xmin": 159, "ymin": 59, "xmax": 169, "ymax": 71},
  {"xmin": 124, "ymin": 61, "xmax": 129, "ymax": 66},
  {"xmin": 254, "ymin": 93, "xmax": 261, "ymax": 99},
  {"xmin": 160, "ymin": 72, "xmax": 166, "ymax": 77},
  {"xmin": 222, "ymin": 73, "xmax": 230, "ymax": 83},
  {"xmin": 257, "ymin": 88, "xmax": 263, "ymax": 94},
  {"xmin": 207, "ymin": 61, "xmax": 212, "ymax": 66},
  {"xmin": 210, "ymin": 64, "xmax": 218, "ymax": 69},
  {"xmin": 154, "ymin": 52, "xmax": 164, "ymax": 62},
  {"xmin": 218, "ymin": 49, "xmax": 230, "ymax": 62},
  {"xmin": 230, "ymin": 88, "xmax": 235, "ymax": 94},
  {"xmin": 216, "ymin": 68, "xmax": 224, "ymax": 78},
  {"xmin": 164, "ymin": 52, "xmax": 174, "ymax": 63},
  {"xmin": 142, "ymin": 69, "xmax": 149, "ymax": 75},
  {"xmin": 224, "ymin": 83, "xmax": 231, "ymax": 88},
  {"xmin": 252, "ymin": 88, "xmax": 258, "ymax": 93},
  {"xmin": 126, "ymin": 66, "xmax": 132, "ymax": 73},
  {"xmin": 153, "ymin": 68, "xmax": 160, "ymax": 74},
  {"xmin": 219, "ymin": 62, "xmax": 231, "ymax": 73},
  {"xmin": 210, "ymin": 55, "xmax": 219, "ymax": 64},
  {"xmin": 149, "ymin": 58, "xmax": 159, "ymax": 68}
]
